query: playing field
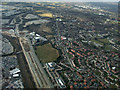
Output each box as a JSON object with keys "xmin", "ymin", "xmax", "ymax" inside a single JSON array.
[{"xmin": 36, "ymin": 43, "xmax": 59, "ymax": 63}]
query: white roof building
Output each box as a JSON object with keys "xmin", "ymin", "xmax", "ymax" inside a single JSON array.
[
  {"xmin": 13, "ymin": 74, "xmax": 19, "ymax": 78},
  {"xmin": 48, "ymin": 62, "xmax": 53, "ymax": 68},
  {"xmin": 112, "ymin": 67, "xmax": 116, "ymax": 70},
  {"xmin": 34, "ymin": 37, "xmax": 40, "ymax": 40},
  {"xmin": 9, "ymin": 68, "xmax": 20, "ymax": 75},
  {"xmin": 30, "ymin": 32, "xmax": 35, "ymax": 36},
  {"xmin": 58, "ymin": 78, "xmax": 64, "ymax": 86},
  {"xmin": 56, "ymin": 78, "xmax": 66, "ymax": 88},
  {"xmin": 36, "ymin": 34, "xmax": 40, "ymax": 37},
  {"xmin": 61, "ymin": 36, "xmax": 66, "ymax": 40}
]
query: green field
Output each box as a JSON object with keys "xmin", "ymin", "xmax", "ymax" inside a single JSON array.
[
  {"xmin": 36, "ymin": 43, "xmax": 59, "ymax": 63},
  {"xmin": 91, "ymin": 40, "xmax": 104, "ymax": 46},
  {"xmin": 98, "ymin": 39, "xmax": 110, "ymax": 44}
]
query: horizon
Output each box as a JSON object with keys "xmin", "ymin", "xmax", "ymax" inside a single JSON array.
[{"xmin": 1, "ymin": 0, "xmax": 119, "ymax": 2}]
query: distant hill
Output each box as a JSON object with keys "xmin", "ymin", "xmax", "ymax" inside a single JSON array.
[{"xmin": 88, "ymin": 2, "xmax": 118, "ymax": 13}]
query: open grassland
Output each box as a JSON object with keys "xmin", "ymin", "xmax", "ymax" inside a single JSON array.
[
  {"xmin": 91, "ymin": 40, "xmax": 104, "ymax": 46},
  {"xmin": 35, "ymin": 10, "xmax": 45, "ymax": 12},
  {"xmin": 47, "ymin": 6, "xmax": 55, "ymax": 9},
  {"xmin": 40, "ymin": 24, "xmax": 52, "ymax": 33},
  {"xmin": 36, "ymin": 43, "xmax": 59, "ymax": 63},
  {"xmin": 98, "ymin": 39, "xmax": 110, "ymax": 44},
  {"xmin": 38, "ymin": 13, "xmax": 53, "ymax": 18},
  {"xmin": 46, "ymin": 35, "xmax": 53, "ymax": 39}
]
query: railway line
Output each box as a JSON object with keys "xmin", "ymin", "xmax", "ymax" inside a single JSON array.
[
  {"xmin": 28, "ymin": 52, "xmax": 48, "ymax": 87},
  {"xmin": 19, "ymin": 37, "xmax": 54, "ymax": 88}
]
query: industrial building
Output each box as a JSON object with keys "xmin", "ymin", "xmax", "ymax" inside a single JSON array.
[{"xmin": 29, "ymin": 32, "xmax": 47, "ymax": 45}]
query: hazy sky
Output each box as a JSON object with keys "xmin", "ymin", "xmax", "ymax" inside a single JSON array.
[{"xmin": 1, "ymin": 0, "xmax": 119, "ymax": 2}]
